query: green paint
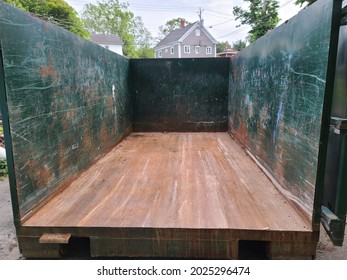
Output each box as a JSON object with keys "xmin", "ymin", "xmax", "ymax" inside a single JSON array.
[
  {"xmin": 131, "ymin": 58, "xmax": 229, "ymax": 132},
  {"xmin": 0, "ymin": 0, "xmax": 345, "ymax": 248},
  {"xmin": 229, "ymin": 0, "xmax": 342, "ymax": 217},
  {"xmin": 0, "ymin": 2, "xmax": 132, "ymax": 218}
]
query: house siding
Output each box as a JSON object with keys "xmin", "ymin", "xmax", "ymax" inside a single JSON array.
[
  {"xmin": 180, "ymin": 27, "xmax": 216, "ymax": 58},
  {"xmin": 155, "ymin": 44, "xmax": 179, "ymax": 58},
  {"xmin": 154, "ymin": 24, "xmax": 216, "ymax": 59},
  {"xmin": 98, "ymin": 43, "xmax": 123, "ymax": 56}
]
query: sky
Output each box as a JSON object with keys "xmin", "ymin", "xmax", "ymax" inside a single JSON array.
[{"xmin": 66, "ymin": 0, "xmax": 307, "ymax": 44}]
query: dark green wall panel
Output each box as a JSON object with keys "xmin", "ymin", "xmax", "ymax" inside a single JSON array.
[
  {"xmin": 0, "ymin": 3, "xmax": 131, "ymax": 217},
  {"xmin": 229, "ymin": 0, "xmax": 341, "ymax": 216},
  {"xmin": 131, "ymin": 58, "xmax": 229, "ymax": 132}
]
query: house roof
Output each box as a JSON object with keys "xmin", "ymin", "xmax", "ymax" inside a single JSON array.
[
  {"xmin": 90, "ymin": 33, "xmax": 123, "ymax": 45},
  {"xmin": 155, "ymin": 21, "xmax": 218, "ymax": 49}
]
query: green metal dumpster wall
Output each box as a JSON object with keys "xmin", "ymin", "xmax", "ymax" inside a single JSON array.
[
  {"xmin": 229, "ymin": 0, "xmax": 341, "ymax": 217},
  {"xmin": 0, "ymin": 0, "xmax": 343, "ymax": 227},
  {"xmin": 130, "ymin": 58, "xmax": 229, "ymax": 132},
  {"xmin": 0, "ymin": 3, "xmax": 132, "ymax": 219}
]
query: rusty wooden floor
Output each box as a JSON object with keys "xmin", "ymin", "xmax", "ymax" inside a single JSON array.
[{"xmin": 23, "ymin": 132, "xmax": 311, "ymax": 232}]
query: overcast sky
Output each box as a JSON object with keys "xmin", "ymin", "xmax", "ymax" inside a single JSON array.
[{"xmin": 66, "ymin": 0, "xmax": 307, "ymax": 44}]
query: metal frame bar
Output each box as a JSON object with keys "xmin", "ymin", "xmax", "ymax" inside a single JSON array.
[
  {"xmin": 313, "ymin": 0, "xmax": 343, "ymax": 229},
  {"xmin": 0, "ymin": 45, "xmax": 21, "ymax": 227}
]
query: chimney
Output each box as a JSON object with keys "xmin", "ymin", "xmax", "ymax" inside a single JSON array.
[{"xmin": 180, "ymin": 19, "xmax": 185, "ymax": 29}]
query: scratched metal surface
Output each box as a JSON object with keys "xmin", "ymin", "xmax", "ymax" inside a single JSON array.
[
  {"xmin": 0, "ymin": 3, "xmax": 132, "ymax": 218},
  {"xmin": 229, "ymin": 0, "xmax": 339, "ymax": 216},
  {"xmin": 131, "ymin": 58, "xmax": 229, "ymax": 132}
]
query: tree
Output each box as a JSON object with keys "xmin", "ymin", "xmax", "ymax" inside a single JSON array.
[
  {"xmin": 3, "ymin": 0, "xmax": 89, "ymax": 39},
  {"xmin": 233, "ymin": 0, "xmax": 280, "ymax": 43},
  {"xmin": 82, "ymin": 0, "xmax": 153, "ymax": 58},
  {"xmin": 133, "ymin": 16, "xmax": 154, "ymax": 58},
  {"xmin": 157, "ymin": 18, "xmax": 191, "ymax": 41},
  {"xmin": 217, "ymin": 41, "xmax": 231, "ymax": 53},
  {"xmin": 232, "ymin": 40, "xmax": 246, "ymax": 51},
  {"xmin": 295, "ymin": 0, "xmax": 316, "ymax": 6}
]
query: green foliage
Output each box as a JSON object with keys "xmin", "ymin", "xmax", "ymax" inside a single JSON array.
[
  {"xmin": 217, "ymin": 41, "xmax": 231, "ymax": 53},
  {"xmin": 0, "ymin": 159, "xmax": 8, "ymax": 177},
  {"xmin": 82, "ymin": 0, "xmax": 153, "ymax": 58},
  {"xmin": 3, "ymin": 0, "xmax": 90, "ymax": 39},
  {"xmin": 137, "ymin": 46, "xmax": 155, "ymax": 58},
  {"xmin": 232, "ymin": 40, "xmax": 246, "ymax": 51},
  {"xmin": 233, "ymin": 0, "xmax": 280, "ymax": 43},
  {"xmin": 157, "ymin": 18, "xmax": 190, "ymax": 41},
  {"xmin": 295, "ymin": 0, "xmax": 316, "ymax": 6}
]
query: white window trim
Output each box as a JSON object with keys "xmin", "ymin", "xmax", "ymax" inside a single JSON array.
[
  {"xmin": 158, "ymin": 50, "xmax": 162, "ymax": 57},
  {"xmin": 195, "ymin": 46, "xmax": 200, "ymax": 54},
  {"xmin": 195, "ymin": 29, "xmax": 201, "ymax": 36},
  {"xmin": 206, "ymin": 46, "xmax": 212, "ymax": 55},
  {"xmin": 184, "ymin": 45, "xmax": 190, "ymax": 54},
  {"xmin": 170, "ymin": 47, "xmax": 174, "ymax": 54}
]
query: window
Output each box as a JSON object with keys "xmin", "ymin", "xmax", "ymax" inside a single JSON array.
[
  {"xmin": 195, "ymin": 29, "xmax": 201, "ymax": 36},
  {"xmin": 170, "ymin": 47, "xmax": 174, "ymax": 54},
  {"xmin": 206, "ymin": 46, "xmax": 212, "ymax": 54},
  {"xmin": 184, "ymin": 45, "xmax": 190, "ymax": 54},
  {"xmin": 195, "ymin": 46, "xmax": 200, "ymax": 54},
  {"xmin": 158, "ymin": 50, "xmax": 162, "ymax": 57}
]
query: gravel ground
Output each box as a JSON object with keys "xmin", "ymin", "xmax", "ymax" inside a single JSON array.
[{"xmin": 0, "ymin": 177, "xmax": 346, "ymax": 260}]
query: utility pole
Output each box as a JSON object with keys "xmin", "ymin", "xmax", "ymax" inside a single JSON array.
[{"xmin": 198, "ymin": 7, "xmax": 204, "ymax": 26}]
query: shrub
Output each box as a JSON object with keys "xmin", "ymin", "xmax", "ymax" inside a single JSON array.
[{"xmin": 0, "ymin": 159, "xmax": 8, "ymax": 176}]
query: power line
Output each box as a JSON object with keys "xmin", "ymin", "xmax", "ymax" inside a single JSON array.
[
  {"xmin": 208, "ymin": 18, "xmax": 234, "ymax": 29},
  {"xmin": 215, "ymin": 26, "xmax": 250, "ymax": 40}
]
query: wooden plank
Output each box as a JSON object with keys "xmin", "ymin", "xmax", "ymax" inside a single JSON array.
[
  {"xmin": 90, "ymin": 237, "xmax": 238, "ymax": 259},
  {"xmin": 23, "ymin": 132, "xmax": 311, "ymax": 232},
  {"xmin": 39, "ymin": 233, "xmax": 71, "ymax": 244}
]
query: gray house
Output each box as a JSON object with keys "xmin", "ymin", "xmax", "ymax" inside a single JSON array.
[{"xmin": 154, "ymin": 21, "xmax": 218, "ymax": 58}]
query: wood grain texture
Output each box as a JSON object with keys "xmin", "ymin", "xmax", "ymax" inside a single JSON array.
[{"xmin": 23, "ymin": 133, "xmax": 311, "ymax": 232}]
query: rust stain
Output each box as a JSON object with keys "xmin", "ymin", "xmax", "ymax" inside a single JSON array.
[
  {"xmin": 28, "ymin": 159, "xmax": 55, "ymax": 188},
  {"xmin": 108, "ymin": 96, "xmax": 114, "ymax": 110},
  {"xmin": 83, "ymin": 127, "xmax": 92, "ymax": 151},
  {"xmin": 58, "ymin": 144, "xmax": 67, "ymax": 173},
  {"xmin": 40, "ymin": 61, "xmax": 61, "ymax": 83},
  {"xmin": 100, "ymin": 124, "xmax": 108, "ymax": 146},
  {"xmin": 234, "ymin": 119, "xmax": 249, "ymax": 146}
]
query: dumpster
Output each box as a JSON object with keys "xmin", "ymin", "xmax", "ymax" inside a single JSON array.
[{"xmin": 0, "ymin": 0, "xmax": 346, "ymax": 259}]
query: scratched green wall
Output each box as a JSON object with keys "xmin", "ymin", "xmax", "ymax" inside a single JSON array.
[
  {"xmin": 0, "ymin": 3, "xmax": 132, "ymax": 217},
  {"xmin": 229, "ymin": 0, "xmax": 340, "ymax": 215},
  {"xmin": 131, "ymin": 58, "xmax": 229, "ymax": 132}
]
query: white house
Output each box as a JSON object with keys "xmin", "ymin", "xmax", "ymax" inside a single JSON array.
[{"xmin": 91, "ymin": 33, "xmax": 124, "ymax": 56}]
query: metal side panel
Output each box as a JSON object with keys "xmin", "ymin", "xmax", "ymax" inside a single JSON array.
[
  {"xmin": 0, "ymin": 2, "xmax": 132, "ymax": 219},
  {"xmin": 229, "ymin": 0, "xmax": 342, "ymax": 235}
]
